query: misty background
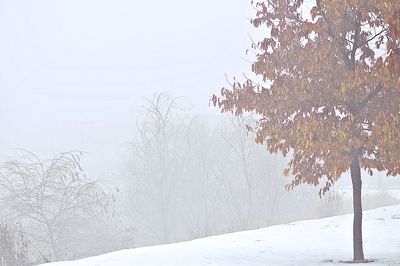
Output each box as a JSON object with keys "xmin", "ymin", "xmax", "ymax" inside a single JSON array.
[
  {"xmin": 0, "ymin": 0, "xmax": 399, "ymax": 264},
  {"xmin": 0, "ymin": 0, "xmax": 253, "ymax": 163}
]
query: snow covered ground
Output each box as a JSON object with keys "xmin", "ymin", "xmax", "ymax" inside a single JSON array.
[{"xmin": 42, "ymin": 205, "xmax": 400, "ymax": 266}]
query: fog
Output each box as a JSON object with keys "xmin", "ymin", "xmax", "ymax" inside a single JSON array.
[
  {"xmin": 0, "ymin": 1, "xmax": 399, "ymax": 265},
  {"xmin": 0, "ymin": 0, "xmax": 255, "ymax": 162}
]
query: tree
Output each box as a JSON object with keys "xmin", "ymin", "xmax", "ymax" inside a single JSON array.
[
  {"xmin": 0, "ymin": 151, "xmax": 114, "ymax": 262},
  {"xmin": 127, "ymin": 93, "xmax": 192, "ymax": 244},
  {"xmin": 213, "ymin": 0, "xmax": 399, "ymax": 262},
  {"xmin": 220, "ymin": 115, "xmax": 259, "ymax": 227}
]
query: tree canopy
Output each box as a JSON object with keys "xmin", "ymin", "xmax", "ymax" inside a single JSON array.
[{"xmin": 213, "ymin": 0, "xmax": 400, "ymax": 195}]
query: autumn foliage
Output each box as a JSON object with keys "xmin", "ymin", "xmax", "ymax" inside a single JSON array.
[
  {"xmin": 213, "ymin": 0, "xmax": 399, "ymax": 261},
  {"xmin": 213, "ymin": 0, "xmax": 400, "ymax": 195}
]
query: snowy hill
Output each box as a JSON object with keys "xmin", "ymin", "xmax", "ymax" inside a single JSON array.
[{"xmin": 42, "ymin": 205, "xmax": 400, "ymax": 266}]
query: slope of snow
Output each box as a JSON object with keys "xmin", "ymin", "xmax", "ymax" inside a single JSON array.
[{"xmin": 43, "ymin": 205, "xmax": 400, "ymax": 266}]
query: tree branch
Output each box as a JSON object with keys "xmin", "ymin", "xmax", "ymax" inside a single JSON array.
[{"xmin": 355, "ymin": 27, "xmax": 388, "ymax": 50}]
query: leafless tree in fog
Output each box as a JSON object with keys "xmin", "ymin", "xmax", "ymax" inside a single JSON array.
[
  {"xmin": 220, "ymin": 115, "xmax": 258, "ymax": 226},
  {"xmin": 127, "ymin": 93, "xmax": 192, "ymax": 244},
  {"xmin": 0, "ymin": 151, "xmax": 114, "ymax": 262}
]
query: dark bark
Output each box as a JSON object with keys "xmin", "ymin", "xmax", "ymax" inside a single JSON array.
[{"xmin": 350, "ymin": 155, "xmax": 365, "ymax": 262}]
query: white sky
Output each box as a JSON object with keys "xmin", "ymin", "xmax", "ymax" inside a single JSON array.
[
  {"xmin": 0, "ymin": 0, "xmax": 395, "ymax": 193},
  {"xmin": 0, "ymin": 0, "xmax": 257, "ymax": 167}
]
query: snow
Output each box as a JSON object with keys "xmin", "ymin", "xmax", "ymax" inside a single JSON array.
[{"xmin": 42, "ymin": 205, "xmax": 400, "ymax": 266}]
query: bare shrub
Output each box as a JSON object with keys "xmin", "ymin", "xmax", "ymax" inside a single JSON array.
[{"xmin": 0, "ymin": 151, "xmax": 115, "ymax": 262}]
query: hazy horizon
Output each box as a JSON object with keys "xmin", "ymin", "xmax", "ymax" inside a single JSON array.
[{"xmin": 0, "ymin": 0, "xmax": 257, "ymax": 163}]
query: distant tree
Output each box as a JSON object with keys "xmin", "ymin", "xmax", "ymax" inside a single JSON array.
[
  {"xmin": 220, "ymin": 115, "xmax": 258, "ymax": 227},
  {"xmin": 0, "ymin": 151, "xmax": 114, "ymax": 262},
  {"xmin": 127, "ymin": 93, "xmax": 192, "ymax": 244},
  {"xmin": 213, "ymin": 0, "xmax": 399, "ymax": 262}
]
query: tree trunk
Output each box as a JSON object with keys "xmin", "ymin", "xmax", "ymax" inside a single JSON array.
[{"xmin": 350, "ymin": 156, "xmax": 365, "ymax": 262}]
